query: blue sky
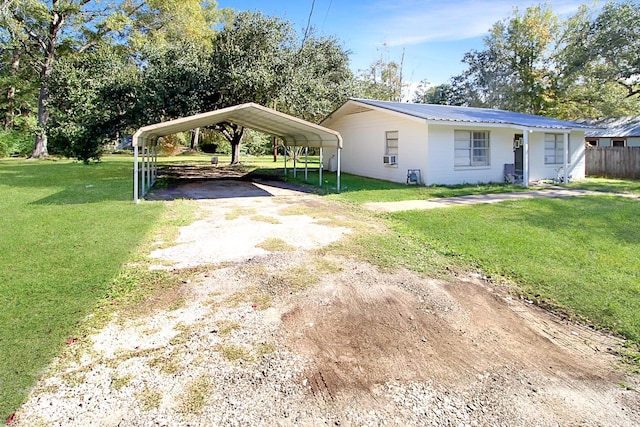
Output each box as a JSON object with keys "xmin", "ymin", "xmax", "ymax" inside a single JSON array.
[{"xmin": 217, "ymin": 0, "xmax": 597, "ymax": 86}]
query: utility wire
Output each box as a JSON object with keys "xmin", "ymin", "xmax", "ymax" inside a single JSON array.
[
  {"xmin": 321, "ymin": 0, "xmax": 333, "ymax": 29},
  {"xmin": 301, "ymin": 0, "xmax": 316, "ymax": 48}
]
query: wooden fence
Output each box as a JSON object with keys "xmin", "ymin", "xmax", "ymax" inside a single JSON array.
[{"xmin": 586, "ymin": 147, "xmax": 640, "ymax": 179}]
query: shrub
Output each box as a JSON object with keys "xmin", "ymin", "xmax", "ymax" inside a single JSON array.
[{"xmin": 0, "ymin": 130, "xmax": 33, "ymax": 157}]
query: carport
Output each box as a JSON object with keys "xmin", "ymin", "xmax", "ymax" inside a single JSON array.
[{"xmin": 133, "ymin": 102, "xmax": 343, "ymax": 203}]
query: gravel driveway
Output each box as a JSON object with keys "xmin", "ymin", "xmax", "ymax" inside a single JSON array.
[{"xmin": 12, "ymin": 185, "xmax": 640, "ymax": 426}]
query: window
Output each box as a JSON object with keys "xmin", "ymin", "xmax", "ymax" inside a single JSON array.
[
  {"xmin": 586, "ymin": 139, "xmax": 598, "ymax": 147},
  {"xmin": 612, "ymin": 139, "xmax": 626, "ymax": 147},
  {"xmin": 544, "ymin": 133, "xmax": 565, "ymax": 164},
  {"xmin": 455, "ymin": 130, "xmax": 490, "ymax": 167},
  {"xmin": 385, "ymin": 131, "xmax": 398, "ymax": 155}
]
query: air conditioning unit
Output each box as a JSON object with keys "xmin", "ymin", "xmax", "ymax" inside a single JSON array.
[{"xmin": 383, "ymin": 154, "xmax": 397, "ymax": 165}]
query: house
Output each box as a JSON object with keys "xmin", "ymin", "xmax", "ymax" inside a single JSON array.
[
  {"xmin": 584, "ymin": 116, "xmax": 640, "ymax": 147},
  {"xmin": 320, "ymin": 98, "xmax": 593, "ymax": 186}
]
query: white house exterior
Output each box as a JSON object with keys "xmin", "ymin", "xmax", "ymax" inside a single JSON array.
[{"xmin": 321, "ymin": 99, "xmax": 592, "ymax": 186}]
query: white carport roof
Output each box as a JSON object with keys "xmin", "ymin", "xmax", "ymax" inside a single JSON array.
[
  {"xmin": 133, "ymin": 102, "xmax": 343, "ymax": 203},
  {"xmin": 133, "ymin": 102, "xmax": 343, "ymax": 148}
]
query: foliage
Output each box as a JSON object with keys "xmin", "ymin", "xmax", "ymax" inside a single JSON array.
[
  {"xmin": 434, "ymin": 2, "xmax": 640, "ymax": 118},
  {"xmin": 47, "ymin": 48, "xmax": 137, "ymax": 162},
  {"xmin": 208, "ymin": 11, "xmax": 354, "ymax": 163},
  {"xmin": 238, "ymin": 129, "xmax": 270, "ymax": 156},
  {"xmin": 0, "ymin": 157, "xmax": 165, "ymax": 419},
  {"xmin": 137, "ymin": 41, "xmax": 217, "ymax": 124},
  {"xmin": 356, "ymin": 56, "xmax": 405, "ymax": 102},
  {"xmin": 0, "ymin": 129, "xmax": 33, "ymax": 156},
  {"xmin": 557, "ymin": 1, "xmax": 640, "ymax": 118},
  {"xmin": 2, "ymin": 0, "xmax": 224, "ymax": 158},
  {"xmin": 448, "ymin": 5, "xmax": 559, "ymax": 114},
  {"xmin": 413, "ymin": 81, "xmax": 464, "ymax": 105},
  {"xmin": 563, "ymin": 1, "xmax": 640, "ymax": 98}
]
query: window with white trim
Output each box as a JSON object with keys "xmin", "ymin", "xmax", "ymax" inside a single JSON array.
[
  {"xmin": 544, "ymin": 133, "xmax": 565, "ymax": 164},
  {"xmin": 385, "ymin": 131, "xmax": 398, "ymax": 155},
  {"xmin": 454, "ymin": 130, "xmax": 490, "ymax": 166}
]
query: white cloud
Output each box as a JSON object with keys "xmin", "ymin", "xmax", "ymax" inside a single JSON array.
[{"xmin": 369, "ymin": 0, "xmax": 586, "ymax": 47}]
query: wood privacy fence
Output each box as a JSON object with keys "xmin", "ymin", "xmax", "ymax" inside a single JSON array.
[{"xmin": 586, "ymin": 147, "xmax": 640, "ymax": 179}]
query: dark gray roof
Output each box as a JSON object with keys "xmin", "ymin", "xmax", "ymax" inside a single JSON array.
[
  {"xmin": 584, "ymin": 116, "xmax": 640, "ymax": 137},
  {"xmin": 353, "ymin": 98, "xmax": 594, "ymax": 130}
]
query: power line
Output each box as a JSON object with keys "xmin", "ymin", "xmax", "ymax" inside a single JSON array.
[
  {"xmin": 301, "ymin": 0, "xmax": 316, "ymax": 48},
  {"xmin": 322, "ymin": 0, "xmax": 333, "ymax": 29}
]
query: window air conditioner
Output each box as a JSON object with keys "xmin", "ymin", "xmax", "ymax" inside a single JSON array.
[{"xmin": 383, "ymin": 154, "xmax": 397, "ymax": 165}]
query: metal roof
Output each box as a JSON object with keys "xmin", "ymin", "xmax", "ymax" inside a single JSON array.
[
  {"xmin": 584, "ymin": 116, "xmax": 640, "ymax": 137},
  {"xmin": 339, "ymin": 98, "xmax": 594, "ymax": 131},
  {"xmin": 133, "ymin": 102, "xmax": 342, "ymax": 149}
]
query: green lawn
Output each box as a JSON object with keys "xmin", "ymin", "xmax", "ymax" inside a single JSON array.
[
  {"xmin": 0, "ymin": 156, "xmax": 166, "ymax": 419},
  {"xmin": 361, "ymin": 196, "xmax": 640, "ymax": 346},
  {"xmin": 566, "ymin": 177, "xmax": 640, "ymax": 195},
  {"xmin": 1, "ymin": 155, "xmax": 639, "ymax": 419}
]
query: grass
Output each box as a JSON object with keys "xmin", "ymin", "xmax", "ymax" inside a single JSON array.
[
  {"xmin": 2, "ymin": 153, "xmax": 639, "ymax": 419},
  {"xmin": 376, "ymin": 196, "xmax": 640, "ymax": 345},
  {"xmin": 177, "ymin": 375, "xmax": 211, "ymax": 414},
  {"xmin": 281, "ymin": 170, "xmax": 526, "ymax": 203},
  {"xmin": 565, "ymin": 177, "xmax": 640, "ymax": 195},
  {"xmin": 0, "ymin": 155, "xmax": 165, "ymax": 420},
  {"xmin": 256, "ymin": 237, "xmax": 296, "ymax": 252}
]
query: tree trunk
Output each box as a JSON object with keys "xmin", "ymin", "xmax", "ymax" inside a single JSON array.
[
  {"xmin": 32, "ymin": 83, "xmax": 51, "ymax": 158},
  {"xmin": 30, "ymin": 6, "xmax": 65, "ymax": 159},
  {"xmin": 4, "ymin": 49, "xmax": 21, "ymax": 131},
  {"xmin": 230, "ymin": 127, "xmax": 244, "ymax": 164},
  {"xmin": 272, "ymin": 136, "xmax": 278, "ymax": 162},
  {"xmin": 190, "ymin": 127, "xmax": 200, "ymax": 150}
]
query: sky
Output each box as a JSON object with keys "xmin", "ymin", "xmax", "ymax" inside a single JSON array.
[{"xmin": 216, "ymin": 0, "xmax": 597, "ymax": 87}]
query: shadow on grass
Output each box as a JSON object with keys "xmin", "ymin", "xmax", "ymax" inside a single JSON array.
[{"xmin": 1, "ymin": 158, "xmax": 134, "ymax": 205}]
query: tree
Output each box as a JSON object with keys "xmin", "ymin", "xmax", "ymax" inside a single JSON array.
[
  {"xmin": 4, "ymin": 0, "xmax": 223, "ymax": 159},
  {"xmin": 557, "ymin": 1, "xmax": 640, "ymax": 118},
  {"xmin": 47, "ymin": 47, "xmax": 142, "ymax": 162},
  {"xmin": 209, "ymin": 12, "xmax": 354, "ymax": 164},
  {"xmin": 355, "ymin": 48, "xmax": 406, "ymax": 102},
  {"xmin": 450, "ymin": 5, "xmax": 559, "ymax": 114},
  {"xmin": 413, "ymin": 80, "xmax": 465, "ymax": 105}
]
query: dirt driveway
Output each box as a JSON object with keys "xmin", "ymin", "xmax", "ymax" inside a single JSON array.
[{"xmin": 13, "ymin": 182, "xmax": 640, "ymax": 426}]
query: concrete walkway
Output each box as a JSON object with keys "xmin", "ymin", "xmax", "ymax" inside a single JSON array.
[{"xmin": 363, "ymin": 188, "xmax": 637, "ymax": 213}]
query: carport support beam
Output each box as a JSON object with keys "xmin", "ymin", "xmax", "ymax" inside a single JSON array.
[
  {"xmin": 319, "ymin": 147, "xmax": 323, "ymax": 187},
  {"xmin": 134, "ymin": 145, "xmax": 139, "ymax": 203},
  {"xmin": 305, "ymin": 147, "xmax": 308, "ymax": 181},
  {"xmin": 337, "ymin": 148, "xmax": 341, "ymax": 193},
  {"xmin": 283, "ymin": 146, "xmax": 287, "ymax": 177},
  {"xmin": 293, "ymin": 145, "xmax": 297, "ymax": 178}
]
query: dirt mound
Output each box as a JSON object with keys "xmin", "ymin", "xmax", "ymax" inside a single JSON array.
[{"xmin": 282, "ymin": 268, "xmax": 621, "ymax": 392}]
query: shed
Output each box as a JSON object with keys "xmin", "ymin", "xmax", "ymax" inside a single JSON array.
[
  {"xmin": 320, "ymin": 98, "xmax": 594, "ymax": 186},
  {"xmin": 132, "ymin": 103, "xmax": 343, "ymax": 203},
  {"xmin": 584, "ymin": 116, "xmax": 640, "ymax": 147}
]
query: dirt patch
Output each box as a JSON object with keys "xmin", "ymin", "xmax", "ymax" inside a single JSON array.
[
  {"xmin": 281, "ymin": 262, "xmax": 635, "ymax": 424},
  {"xmin": 13, "ymin": 190, "xmax": 640, "ymax": 427}
]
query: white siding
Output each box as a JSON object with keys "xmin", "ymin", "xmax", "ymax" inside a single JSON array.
[
  {"xmin": 529, "ymin": 131, "xmax": 586, "ymax": 181},
  {"xmin": 324, "ymin": 109, "xmax": 428, "ymax": 184},
  {"xmin": 426, "ymin": 125, "xmax": 515, "ymax": 185},
  {"xmin": 323, "ymin": 106, "xmax": 586, "ymax": 185}
]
